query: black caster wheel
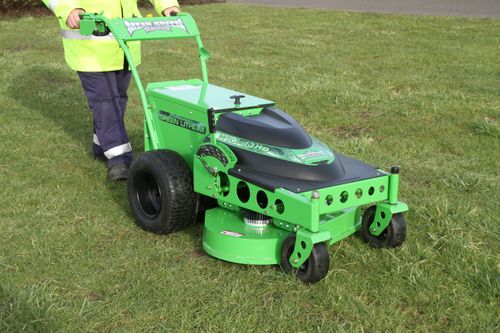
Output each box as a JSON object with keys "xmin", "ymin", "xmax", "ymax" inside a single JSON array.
[
  {"xmin": 127, "ymin": 150, "xmax": 196, "ymax": 234},
  {"xmin": 280, "ymin": 234, "xmax": 329, "ymax": 283},
  {"xmin": 360, "ymin": 206, "xmax": 407, "ymax": 248}
]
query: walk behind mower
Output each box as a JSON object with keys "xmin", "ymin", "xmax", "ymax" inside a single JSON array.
[{"xmin": 79, "ymin": 12, "xmax": 409, "ymax": 283}]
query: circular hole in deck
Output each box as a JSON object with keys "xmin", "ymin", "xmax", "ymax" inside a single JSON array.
[
  {"xmin": 340, "ymin": 191, "xmax": 349, "ymax": 203},
  {"xmin": 275, "ymin": 199, "xmax": 285, "ymax": 214},
  {"xmin": 218, "ymin": 172, "xmax": 230, "ymax": 197},
  {"xmin": 256, "ymin": 190, "xmax": 268, "ymax": 209},
  {"xmin": 237, "ymin": 181, "xmax": 250, "ymax": 203}
]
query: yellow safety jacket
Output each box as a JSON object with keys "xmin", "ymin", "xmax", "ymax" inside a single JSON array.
[{"xmin": 42, "ymin": 0, "xmax": 179, "ymax": 72}]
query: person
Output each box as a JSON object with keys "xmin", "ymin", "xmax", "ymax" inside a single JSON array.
[{"xmin": 42, "ymin": 0, "xmax": 180, "ymax": 180}]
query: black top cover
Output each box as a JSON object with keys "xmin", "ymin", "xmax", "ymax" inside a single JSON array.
[
  {"xmin": 228, "ymin": 149, "xmax": 383, "ymax": 193},
  {"xmin": 216, "ymin": 107, "xmax": 312, "ymax": 149}
]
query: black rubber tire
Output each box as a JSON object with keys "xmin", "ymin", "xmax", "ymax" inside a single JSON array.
[
  {"xmin": 127, "ymin": 150, "xmax": 196, "ymax": 234},
  {"xmin": 280, "ymin": 234, "xmax": 330, "ymax": 283},
  {"xmin": 360, "ymin": 206, "xmax": 407, "ymax": 248}
]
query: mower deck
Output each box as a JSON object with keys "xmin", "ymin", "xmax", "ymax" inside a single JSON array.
[{"xmin": 203, "ymin": 206, "xmax": 360, "ymax": 265}]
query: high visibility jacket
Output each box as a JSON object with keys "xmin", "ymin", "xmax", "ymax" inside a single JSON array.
[{"xmin": 42, "ymin": 0, "xmax": 179, "ymax": 72}]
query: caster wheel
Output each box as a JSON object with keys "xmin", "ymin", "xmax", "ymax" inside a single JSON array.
[
  {"xmin": 127, "ymin": 150, "xmax": 196, "ymax": 234},
  {"xmin": 280, "ymin": 234, "xmax": 329, "ymax": 283},
  {"xmin": 360, "ymin": 206, "xmax": 407, "ymax": 248}
]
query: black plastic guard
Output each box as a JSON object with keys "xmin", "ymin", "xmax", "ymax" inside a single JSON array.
[{"xmin": 228, "ymin": 153, "xmax": 384, "ymax": 193}]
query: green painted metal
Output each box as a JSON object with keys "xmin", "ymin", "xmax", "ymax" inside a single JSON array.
[
  {"xmin": 369, "ymin": 201, "xmax": 409, "ymax": 236},
  {"xmin": 319, "ymin": 207, "xmax": 362, "ymax": 245},
  {"xmin": 289, "ymin": 229, "xmax": 331, "ymax": 268},
  {"xmin": 203, "ymin": 208, "xmax": 289, "ymax": 265},
  {"xmin": 150, "ymin": 81, "xmax": 274, "ymax": 111},
  {"xmin": 193, "ymin": 151, "xmax": 400, "ymax": 235},
  {"xmin": 388, "ymin": 172, "xmax": 400, "ymax": 205}
]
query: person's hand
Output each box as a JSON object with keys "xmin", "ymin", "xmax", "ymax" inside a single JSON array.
[
  {"xmin": 66, "ymin": 8, "xmax": 85, "ymax": 29},
  {"xmin": 163, "ymin": 6, "xmax": 180, "ymax": 16}
]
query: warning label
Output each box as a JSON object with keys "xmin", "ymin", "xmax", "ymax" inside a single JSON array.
[{"xmin": 220, "ymin": 230, "xmax": 245, "ymax": 238}]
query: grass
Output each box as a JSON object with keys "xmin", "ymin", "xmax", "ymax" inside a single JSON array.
[{"xmin": 0, "ymin": 3, "xmax": 499, "ymax": 332}]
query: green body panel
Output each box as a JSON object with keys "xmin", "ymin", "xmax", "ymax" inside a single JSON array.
[
  {"xmin": 194, "ymin": 155, "xmax": 393, "ymax": 231},
  {"xmin": 148, "ymin": 80, "xmax": 274, "ymax": 111},
  {"xmin": 320, "ymin": 207, "xmax": 362, "ymax": 245}
]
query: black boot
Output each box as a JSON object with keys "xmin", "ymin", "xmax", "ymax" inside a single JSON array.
[{"xmin": 108, "ymin": 163, "xmax": 129, "ymax": 181}]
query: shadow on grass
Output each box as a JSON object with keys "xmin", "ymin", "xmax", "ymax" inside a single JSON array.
[
  {"xmin": 9, "ymin": 65, "xmax": 135, "ymax": 217},
  {"xmin": 0, "ymin": 284, "xmax": 61, "ymax": 332},
  {"xmin": 10, "ymin": 65, "xmax": 210, "ymax": 245},
  {"xmin": 10, "ymin": 65, "xmax": 88, "ymax": 146}
]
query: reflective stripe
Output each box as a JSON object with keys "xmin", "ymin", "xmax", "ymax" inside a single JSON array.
[
  {"xmin": 48, "ymin": 0, "xmax": 59, "ymax": 11},
  {"xmin": 93, "ymin": 134, "xmax": 100, "ymax": 146},
  {"xmin": 104, "ymin": 143, "xmax": 132, "ymax": 159},
  {"xmin": 60, "ymin": 29, "xmax": 115, "ymax": 41}
]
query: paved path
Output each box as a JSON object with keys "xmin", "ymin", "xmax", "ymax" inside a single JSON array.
[{"xmin": 230, "ymin": 0, "xmax": 500, "ymax": 18}]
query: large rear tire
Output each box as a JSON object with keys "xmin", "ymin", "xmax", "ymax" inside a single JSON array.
[{"xmin": 127, "ymin": 150, "xmax": 196, "ymax": 234}]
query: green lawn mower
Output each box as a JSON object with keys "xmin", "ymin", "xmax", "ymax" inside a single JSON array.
[{"xmin": 79, "ymin": 13, "xmax": 409, "ymax": 283}]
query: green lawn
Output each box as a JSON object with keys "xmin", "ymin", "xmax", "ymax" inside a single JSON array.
[{"xmin": 0, "ymin": 3, "xmax": 499, "ymax": 332}]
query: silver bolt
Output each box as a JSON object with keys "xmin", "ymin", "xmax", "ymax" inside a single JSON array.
[{"xmin": 312, "ymin": 191, "xmax": 320, "ymax": 199}]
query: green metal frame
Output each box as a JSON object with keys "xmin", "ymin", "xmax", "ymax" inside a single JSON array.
[{"xmin": 79, "ymin": 13, "xmax": 409, "ymax": 269}]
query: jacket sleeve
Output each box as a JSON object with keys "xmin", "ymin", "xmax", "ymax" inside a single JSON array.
[
  {"xmin": 150, "ymin": 0, "xmax": 180, "ymax": 16},
  {"xmin": 41, "ymin": 0, "xmax": 80, "ymax": 23}
]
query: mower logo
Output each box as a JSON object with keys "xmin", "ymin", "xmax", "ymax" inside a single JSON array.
[
  {"xmin": 124, "ymin": 18, "xmax": 187, "ymax": 36},
  {"xmin": 216, "ymin": 132, "xmax": 270, "ymax": 154},
  {"xmin": 158, "ymin": 111, "xmax": 206, "ymax": 134}
]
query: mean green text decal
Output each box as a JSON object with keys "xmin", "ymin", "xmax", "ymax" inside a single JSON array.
[
  {"xmin": 124, "ymin": 19, "xmax": 187, "ymax": 36},
  {"xmin": 159, "ymin": 111, "xmax": 206, "ymax": 134},
  {"xmin": 215, "ymin": 132, "xmax": 334, "ymax": 165}
]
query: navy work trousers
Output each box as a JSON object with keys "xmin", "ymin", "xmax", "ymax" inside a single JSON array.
[{"xmin": 77, "ymin": 69, "xmax": 133, "ymax": 167}]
